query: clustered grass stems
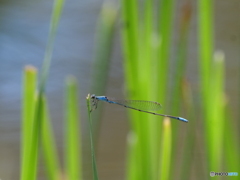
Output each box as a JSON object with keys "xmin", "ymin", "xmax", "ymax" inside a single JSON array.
[
  {"xmin": 121, "ymin": 0, "xmax": 184, "ymax": 179},
  {"xmin": 21, "ymin": 0, "xmax": 65, "ymax": 179},
  {"xmin": 20, "ymin": 0, "xmax": 240, "ymax": 179}
]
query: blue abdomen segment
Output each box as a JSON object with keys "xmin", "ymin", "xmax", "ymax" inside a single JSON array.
[
  {"xmin": 95, "ymin": 96, "xmax": 108, "ymax": 102},
  {"xmin": 95, "ymin": 96, "xmax": 118, "ymax": 104},
  {"xmin": 178, "ymin": 117, "xmax": 188, "ymax": 123}
]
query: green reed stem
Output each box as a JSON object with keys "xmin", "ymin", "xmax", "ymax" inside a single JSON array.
[
  {"xmin": 39, "ymin": 0, "xmax": 65, "ymax": 93},
  {"xmin": 159, "ymin": 118, "xmax": 172, "ymax": 180},
  {"xmin": 42, "ymin": 97, "xmax": 60, "ymax": 180},
  {"xmin": 207, "ymin": 51, "xmax": 225, "ymax": 170},
  {"xmin": 21, "ymin": 0, "xmax": 65, "ymax": 179},
  {"xmin": 21, "ymin": 66, "xmax": 37, "ymax": 180},
  {"xmin": 65, "ymin": 77, "xmax": 82, "ymax": 180},
  {"xmin": 86, "ymin": 94, "xmax": 99, "ymax": 180}
]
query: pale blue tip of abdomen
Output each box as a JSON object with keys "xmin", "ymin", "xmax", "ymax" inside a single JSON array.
[{"xmin": 178, "ymin": 117, "xmax": 188, "ymax": 123}]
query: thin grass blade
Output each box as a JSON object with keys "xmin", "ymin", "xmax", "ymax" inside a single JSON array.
[
  {"xmin": 21, "ymin": 66, "xmax": 37, "ymax": 180},
  {"xmin": 39, "ymin": 0, "xmax": 65, "ymax": 92},
  {"xmin": 121, "ymin": 0, "xmax": 139, "ymax": 93},
  {"xmin": 27, "ymin": 92, "xmax": 44, "ymax": 180},
  {"xmin": 65, "ymin": 76, "xmax": 82, "ymax": 180},
  {"xmin": 86, "ymin": 94, "xmax": 99, "ymax": 180},
  {"xmin": 159, "ymin": 118, "xmax": 172, "ymax": 180},
  {"xmin": 207, "ymin": 51, "xmax": 225, "ymax": 170},
  {"xmin": 126, "ymin": 132, "xmax": 138, "ymax": 180},
  {"xmin": 198, "ymin": 0, "xmax": 213, "ymax": 110},
  {"xmin": 23, "ymin": 0, "xmax": 65, "ymax": 179},
  {"xmin": 198, "ymin": 0, "xmax": 214, "ymax": 173},
  {"xmin": 224, "ymin": 107, "xmax": 240, "ymax": 173},
  {"xmin": 42, "ymin": 97, "xmax": 61, "ymax": 180}
]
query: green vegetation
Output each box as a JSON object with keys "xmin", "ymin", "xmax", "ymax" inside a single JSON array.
[
  {"xmin": 121, "ymin": 0, "xmax": 188, "ymax": 179},
  {"xmin": 21, "ymin": 0, "xmax": 66, "ymax": 179},
  {"xmin": 65, "ymin": 77, "xmax": 82, "ymax": 180},
  {"xmin": 86, "ymin": 94, "xmax": 99, "ymax": 180},
  {"xmin": 20, "ymin": 0, "xmax": 239, "ymax": 179},
  {"xmin": 121, "ymin": 0, "xmax": 239, "ymax": 180}
]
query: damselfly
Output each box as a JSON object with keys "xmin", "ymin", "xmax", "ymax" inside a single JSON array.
[{"xmin": 90, "ymin": 94, "xmax": 188, "ymax": 123}]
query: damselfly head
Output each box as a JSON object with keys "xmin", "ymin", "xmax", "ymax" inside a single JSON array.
[{"xmin": 91, "ymin": 94, "xmax": 96, "ymax": 99}]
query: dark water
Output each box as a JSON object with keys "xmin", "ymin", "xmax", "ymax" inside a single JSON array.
[{"xmin": 0, "ymin": 0, "xmax": 239, "ymax": 179}]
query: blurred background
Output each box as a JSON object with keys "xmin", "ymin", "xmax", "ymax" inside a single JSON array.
[{"xmin": 0, "ymin": 0, "xmax": 239, "ymax": 179}]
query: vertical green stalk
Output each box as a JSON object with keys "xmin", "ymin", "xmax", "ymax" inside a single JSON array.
[
  {"xmin": 121, "ymin": 0, "xmax": 139, "ymax": 93},
  {"xmin": 21, "ymin": 0, "xmax": 65, "ymax": 179},
  {"xmin": 141, "ymin": 1, "xmax": 159, "ymax": 178},
  {"xmin": 121, "ymin": 0, "xmax": 149, "ymax": 179},
  {"xmin": 86, "ymin": 94, "xmax": 99, "ymax": 180},
  {"xmin": 159, "ymin": 118, "xmax": 172, "ymax": 180},
  {"xmin": 198, "ymin": 0, "xmax": 213, "ymax": 104},
  {"xmin": 39, "ymin": 0, "xmax": 65, "ymax": 93},
  {"xmin": 42, "ymin": 98, "xmax": 60, "ymax": 180},
  {"xmin": 198, "ymin": 0, "xmax": 214, "ymax": 173},
  {"xmin": 21, "ymin": 66, "xmax": 37, "ymax": 180},
  {"xmin": 121, "ymin": 0, "xmax": 177, "ymax": 179},
  {"xmin": 207, "ymin": 51, "xmax": 225, "ymax": 170},
  {"xmin": 224, "ymin": 107, "xmax": 240, "ymax": 173},
  {"xmin": 126, "ymin": 132, "xmax": 138, "ymax": 180},
  {"xmin": 154, "ymin": 0, "xmax": 176, "ymax": 178},
  {"xmin": 65, "ymin": 76, "xmax": 82, "ymax": 180},
  {"xmin": 27, "ymin": 91, "xmax": 44, "ymax": 180},
  {"xmin": 140, "ymin": 0, "xmax": 157, "ymax": 100},
  {"xmin": 157, "ymin": 0, "xmax": 175, "ymax": 105},
  {"xmin": 142, "ymin": 0, "xmax": 153, "ymax": 92}
]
